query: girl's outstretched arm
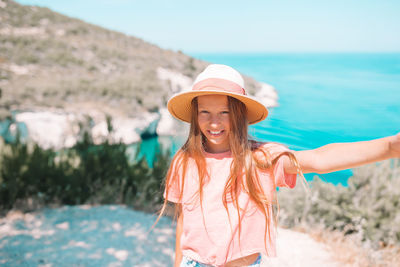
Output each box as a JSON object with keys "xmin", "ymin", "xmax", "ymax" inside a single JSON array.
[{"xmin": 284, "ymin": 133, "xmax": 400, "ymax": 174}]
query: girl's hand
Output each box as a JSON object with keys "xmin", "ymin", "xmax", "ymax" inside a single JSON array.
[{"xmin": 389, "ymin": 133, "xmax": 400, "ymax": 158}]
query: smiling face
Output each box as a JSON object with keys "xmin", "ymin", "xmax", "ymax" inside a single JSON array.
[{"xmin": 197, "ymin": 95, "xmax": 231, "ymax": 153}]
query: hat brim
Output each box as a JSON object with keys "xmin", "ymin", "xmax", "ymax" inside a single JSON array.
[{"xmin": 167, "ymin": 89, "xmax": 268, "ymax": 125}]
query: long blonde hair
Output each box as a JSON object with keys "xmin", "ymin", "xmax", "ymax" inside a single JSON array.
[{"xmin": 157, "ymin": 95, "xmax": 304, "ymax": 256}]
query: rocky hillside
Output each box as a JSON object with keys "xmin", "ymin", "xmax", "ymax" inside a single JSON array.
[{"xmin": 0, "ymin": 0, "xmax": 277, "ymax": 148}]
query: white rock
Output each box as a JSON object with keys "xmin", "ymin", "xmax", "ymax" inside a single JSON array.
[
  {"xmin": 0, "ymin": 0, "xmax": 7, "ymax": 8},
  {"xmin": 113, "ymin": 119, "xmax": 141, "ymax": 144},
  {"xmin": 39, "ymin": 18, "xmax": 49, "ymax": 26},
  {"xmin": 156, "ymin": 108, "xmax": 188, "ymax": 137},
  {"xmin": 5, "ymin": 210, "xmax": 24, "ymax": 221},
  {"xmin": 69, "ymin": 241, "xmax": 90, "ymax": 248},
  {"xmin": 156, "ymin": 108, "xmax": 173, "ymax": 136},
  {"xmin": 157, "ymin": 67, "xmax": 193, "ymax": 94},
  {"xmin": 56, "ymin": 222, "xmax": 69, "ymax": 230},
  {"xmin": 114, "ymin": 250, "xmax": 128, "ymax": 261},
  {"xmin": 124, "ymin": 227, "xmax": 146, "ymax": 241},
  {"xmin": 255, "ymin": 82, "xmax": 279, "ymax": 108},
  {"xmin": 112, "ymin": 223, "xmax": 122, "ymax": 231},
  {"xmin": 54, "ymin": 29, "xmax": 66, "ymax": 36},
  {"xmin": 64, "ymin": 135, "xmax": 77, "ymax": 148},
  {"xmin": 0, "ymin": 27, "xmax": 45, "ymax": 36},
  {"xmin": 91, "ymin": 120, "xmax": 112, "ymax": 144},
  {"xmin": 12, "ymin": 109, "xmax": 163, "ymax": 149},
  {"xmin": 8, "ymin": 64, "xmax": 29, "ymax": 75},
  {"xmin": 106, "ymin": 248, "xmax": 129, "ymax": 261},
  {"xmin": 106, "ymin": 248, "xmax": 115, "ymax": 254},
  {"xmin": 16, "ymin": 111, "xmax": 77, "ymax": 149},
  {"xmin": 130, "ymin": 112, "xmax": 160, "ymax": 137},
  {"xmin": 90, "ymin": 115, "xmax": 148, "ymax": 145},
  {"xmin": 78, "ymin": 205, "xmax": 92, "ymax": 210}
]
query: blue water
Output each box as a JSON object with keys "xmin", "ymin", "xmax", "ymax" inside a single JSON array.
[
  {"xmin": 128, "ymin": 135, "xmax": 184, "ymax": 168},
  {"xmin": 153, "ymin": 53, "xmax": 400, "ymax": 185}
]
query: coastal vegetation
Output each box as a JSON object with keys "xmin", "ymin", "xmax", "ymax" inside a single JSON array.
[
  {"xmin": 278, "ymin": 159, "xmax": 400, "ymax": 265},
  {"xmin": 0, "ymin": 124, "xmax": 170, "ymax": 214}
]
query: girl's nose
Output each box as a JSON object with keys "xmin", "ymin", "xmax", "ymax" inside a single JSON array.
[{"xmin": 209, "ymin": 114, "xmax": 220, "ymax": 126}]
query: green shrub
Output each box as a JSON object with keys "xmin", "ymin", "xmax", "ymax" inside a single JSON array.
[
  {"xmin": 0, "ymin": 122, "xmax": 171, "ymax": 213},
  {"xmin": 278, "ymin": 159, "xmax": 400, "ymax": 248}
]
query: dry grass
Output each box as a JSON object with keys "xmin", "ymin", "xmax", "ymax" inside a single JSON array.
[
  {"xmin": 1, "ymin": 1, "xmax": 264, "ymax": 116},
  {"xmin": 299, "ymin": 226, "xmax": 400, "ymax": 267}
]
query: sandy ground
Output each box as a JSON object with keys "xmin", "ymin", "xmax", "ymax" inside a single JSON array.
[{"xmin": 0, "ymin": 205, "xmax": 339, "ymax": 267}]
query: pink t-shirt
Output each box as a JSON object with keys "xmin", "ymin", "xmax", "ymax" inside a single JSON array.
[{"xmin": 164, "ymin": 143, "xmax": 296, "ymax": 267}]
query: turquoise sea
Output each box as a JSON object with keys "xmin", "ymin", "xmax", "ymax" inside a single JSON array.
[{"xmin": 142, "ymin": 53, "xmax": 400, "ymax": 185}]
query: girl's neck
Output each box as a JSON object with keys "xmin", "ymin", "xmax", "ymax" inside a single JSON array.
[
  {"xmin": 204, "ymin": 149, "xmax": 232, "ymax": 159},
  {"xmin": 204, "ymin": 145, "xmax": 231, "ymax": 154}
]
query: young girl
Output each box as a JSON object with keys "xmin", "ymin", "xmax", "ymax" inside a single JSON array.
[{"xmin": 158, "ymin": 64, "xmax": 399, "ymax": 267}]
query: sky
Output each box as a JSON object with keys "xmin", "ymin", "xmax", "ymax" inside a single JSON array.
[{"xmin": 14, "ymin": 0, "xmax": 400, "ymax": 53}]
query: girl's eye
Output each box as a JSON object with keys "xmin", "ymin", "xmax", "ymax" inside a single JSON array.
[
  {"xmin": 199, "ymin": 110, "xmax": 209, "ymax": 114},
  {"xmin": 221, "ymin": 111, "xmax": 229, "ymax": 115}
]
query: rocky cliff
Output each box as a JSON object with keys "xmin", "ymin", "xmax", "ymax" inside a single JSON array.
[{"xmin": 0, "ymin": 0, "xmax": 278, "ymax": 149}]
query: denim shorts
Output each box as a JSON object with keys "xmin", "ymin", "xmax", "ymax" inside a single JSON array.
[{"xmin": 180, "ymin": 254, "xmax": 262, "ymax": 267}]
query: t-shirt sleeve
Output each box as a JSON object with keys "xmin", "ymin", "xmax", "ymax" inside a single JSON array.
[
  {"xmin": 273, "ymin": 152, "xmax": 297, "ymax": 188},
  {"xmin": 163, "ymin": 155, "xmax": 183, "ymax": 203},
  {"xmin": 261, "ymin": 143, "xmax": 297, "ymax": 188}
]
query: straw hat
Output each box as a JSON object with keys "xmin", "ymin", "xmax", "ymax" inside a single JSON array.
[{"xmin": 167, "ymin": 64, "xmax": 268, "ymax": 124}]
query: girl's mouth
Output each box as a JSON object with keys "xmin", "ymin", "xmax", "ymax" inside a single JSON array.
[{"xmin": 208, "ymin": 130, "xmax": 224, "ymax": 137}]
